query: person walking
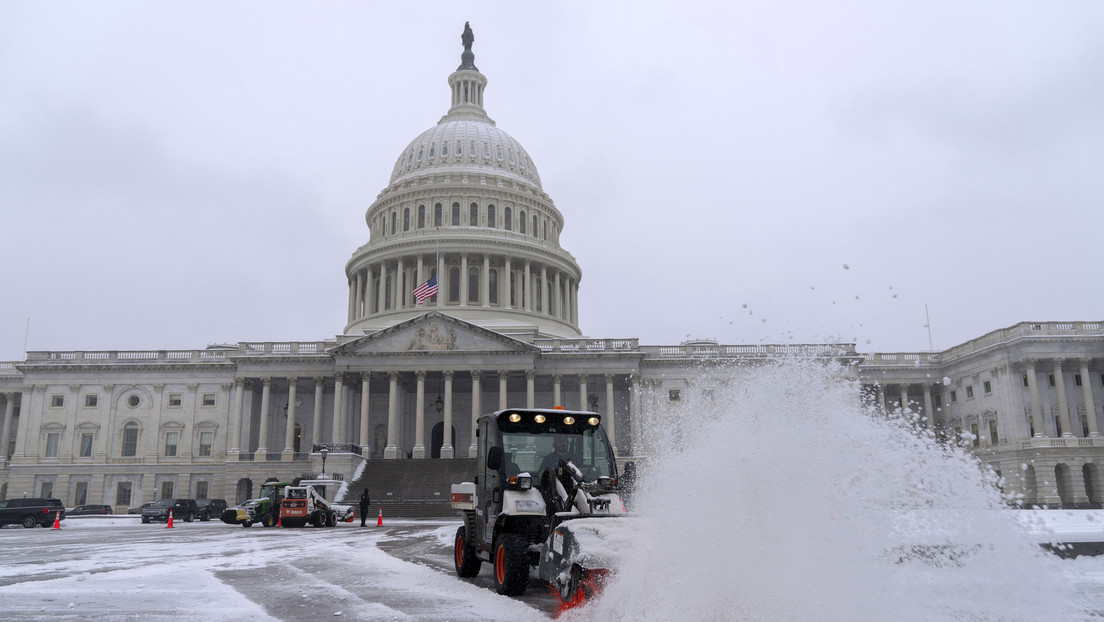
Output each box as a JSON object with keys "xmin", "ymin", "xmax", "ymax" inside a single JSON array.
[{"xmin": 359, "ymin": 488, "xmax": 371, "ymax": 527}]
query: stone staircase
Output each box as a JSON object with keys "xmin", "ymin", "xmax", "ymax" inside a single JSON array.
[{"xmin": 339, "ymin": 458, "xmax": 476, "ymax": 519}]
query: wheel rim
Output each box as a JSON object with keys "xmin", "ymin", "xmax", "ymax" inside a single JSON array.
[
  {"xmin": 455, "ymin": 534, "xmax": 465, "ymax": 567},
  {"xmin": 495, "ymin": 545, "xmax": 506, "ymax": 584}
]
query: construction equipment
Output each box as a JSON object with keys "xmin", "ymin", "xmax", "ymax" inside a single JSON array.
[
  {"xmin": 451, "ymin": 408, "xmax": 632, "ymax": 606},
  {"xmin": 237, "ymin": 481, "xmax": 293, "ymax": 528},
  {"xmin": 279, "ymin": 484, "xmax": 353, "ymax": 527}
]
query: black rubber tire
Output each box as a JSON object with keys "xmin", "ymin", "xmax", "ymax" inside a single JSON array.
[
  {"xmin": 262, "ymin": 512, "xmax": 277, "ymax": 528},
  {"xmin": 242, "ymin": 520, "xmax": 253, "ymax": 528},
  {"xmin": 141, "ymin": 517, "xmax": 150, "ymax": 524},
  {"xmin": 326, "ymin": 511, "xmax": 337, "ymax": 527},
  {"xmin": 559, "ymin": 564, "xmax": 583, "ymax": 602},
  {"xmin": 311, "ymin": 511, "xmax": 324, "ymax": 528},
  {"xmin": 493, "ymin": 534, "xmax": 529, "ymax": 595},
  {"xmin": 22, "ymin": 515, "xmax": 36, "ymax": 529},
  {"xmin": 184, "ymin": 512, "xmax": 193, "ymax": 523},
  {"xmin": 454, "ymin": 526, "xmax": 482, "ymax": 577}
]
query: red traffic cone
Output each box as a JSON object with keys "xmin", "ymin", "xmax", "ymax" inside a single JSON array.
[
  {"xmin": 377, "ymin": 507, "xmax": 383, "ymax": 526},
  {"xmin": 276, "ymin": 511, "xmax": 282, "ymax": 527},
  {"xmin": 166, "ymin": 509, "xmax": 174, "ymax": 529},
  {"xmin": 51, "ymin": 510, "xmax": 61, "ymax": 530}
]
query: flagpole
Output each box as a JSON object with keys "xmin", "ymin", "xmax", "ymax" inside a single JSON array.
[{"xmin": 435, "ymin": 226, "xmax": 440, "ymax": 311}]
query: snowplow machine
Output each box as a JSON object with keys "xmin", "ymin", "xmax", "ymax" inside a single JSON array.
[{"xmin": 451, "ymin": 408, "xmax": 634, "ymax": 606}]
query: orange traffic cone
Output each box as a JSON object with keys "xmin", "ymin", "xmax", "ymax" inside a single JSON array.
[
  {"xmin": 51, "ymin": 510, "xmax": 61, "ymax": 530},
  {"xmin": 276, "ymin": 511, "xmax": 282, "ymax": 527},
  {"xmin": 377, "ymin": 507, "xmax": 383, "ymax": 526},
  {"xmin": 166, "ymin": 509, "xmax": 174, "ymax": 529}
]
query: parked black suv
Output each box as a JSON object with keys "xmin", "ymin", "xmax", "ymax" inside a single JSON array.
[
  {"xmin": 195, "ymin": 499, "xmax": 227, "ymax": 522},
  {"xmin": 69, "ymin": 504, "xmax": 113, "ymax": 516},
  {"xmin": 0, "ymin": 498, "xmax": 65, "ymax": 528},
  {"xmin": 141, "ymin": 498, "xmax": 198, "ymax": 523}
]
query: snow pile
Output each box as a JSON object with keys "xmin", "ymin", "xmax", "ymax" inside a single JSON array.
[{"xmin": 572, "ymin": 358, "xmax": 1093, "ymax": 621}]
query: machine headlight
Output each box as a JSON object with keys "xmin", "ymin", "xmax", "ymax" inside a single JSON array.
[
  {"xmin": 534, "ymin": 414, "xmax": 546, "ymax": 423},
  {"xmin": 588, "ymin": 417, "xmax": 600, "ymax": 426},
  {"xmin": 506, "ymin": 474, "xmax": 532, "ymax": 490},
  {"xmin": 509, "ymin": 413, "xmax": 521, "ymax": 423},
  {"xmin": 563, "ymin": 416, "xmax": 575, "ymax": 425}
]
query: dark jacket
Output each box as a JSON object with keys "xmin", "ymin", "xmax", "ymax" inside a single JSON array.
[{"xmin": 359, "ymin": 490, "xmax": 371, "ymax": 508}]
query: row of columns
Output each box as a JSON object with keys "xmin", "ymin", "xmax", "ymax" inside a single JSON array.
[
  {"xmin": 0, "ymin": 393, "xmax": 16, "ymax": 463},
  {"xmin": 231, "ymin": 371, "xmax": 629, "ymax": 460},
  {"xmin": 346, "ymin": 253, "xmax": 579, "ymax": 324}
]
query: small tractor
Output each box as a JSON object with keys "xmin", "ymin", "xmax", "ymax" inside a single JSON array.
[
  {"xmin": 237, "ymin": 481, "xmax": 292, "ymax": 528},
  {"xmin": 279, "ymin": 484, "xmax": 354, "ymax": 527},
  {"xmin": 451, "ymin": 408, "xmax": 633, "ymax": 606}
]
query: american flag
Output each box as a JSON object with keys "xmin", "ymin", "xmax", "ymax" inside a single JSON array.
[{"xmin": 412, "ymin": 275, "xmax": 438, "ymax": 304}]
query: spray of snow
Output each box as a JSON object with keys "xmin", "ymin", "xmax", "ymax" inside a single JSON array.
[{"xmin": 570, "ymin": 358, "xmax": 1092, "ymax": 621}]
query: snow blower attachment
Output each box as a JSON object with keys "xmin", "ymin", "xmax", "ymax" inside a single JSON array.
[{"xmin": 451, "ymin": 408, "xmax": 634, "ymax": 608}]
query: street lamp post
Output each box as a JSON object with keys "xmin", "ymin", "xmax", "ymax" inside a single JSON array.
[{"xmin": 320, "ymin": 448, "xmax": 328, "ymax": 478}]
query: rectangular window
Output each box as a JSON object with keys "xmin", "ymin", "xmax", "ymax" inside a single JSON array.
[
  {"xmin": 971, "ymin": 423, "xmax": 980, "ymax": 448},
  {"xmin": 1076, "ymin": 374, "xmax": 1083, "ymax": 387},
  {"xmin": 161, "ymin": 481, "xmax": 174, "ymax": 499},
  {"xmin": 50, "ymin": 394, "xmax": 64, "ymax": 408},
  {"xmin": 74, "ymin": 481, "xmax": 88, "ymax": 506},
  {"xmin": 932, "ymin": 394, "xmax": 942, "ymax": 408},
  {"xmin": 668, "ymin": 389, "xmax": 681, "ymax": 401},
  {"xmin": 115, "ymin": 482, "xmax": 132, "ymax": 507},
  {"xmin": 199, "ymin": 431, "xmax": 213, "ymax": 457},
  {"xmin": 45, "ymin": 432, "xmax": 60, "ymax": 458},
  {"xmin": 122, "ymin": 427, "xmax": 138, "ymax": 457},
  {"xmin": 1023, "ymin": 375, "xmax": 1030, "ymax": 388},
  {"xmin": 1049, "ymin": 374, "xmax": 1056, "ymax": 387},
  {"xmin": 1056, "ymin": 417, "xmax": 1063, "ymax": 437},
  {"xmin": 79, "ymin": 433, "xmax": 94, "ymax": 457},
  {"xmin": 988, "ymin": 420, "xmax": 999, "ymax": 445},
  {"xmin": 983, "ymin": 380, "xmax": 992, "ymax": 395},
  {"xmin": 40, "ymin": 482, "xmax": 54, "ymax": 498},
  {"xmin": 1083, "ymin": 415, "xmax": 1091, "ymax": 438},
  {"xmin": 202, "ymin": 393, "xmax": 216, "ymax": 407},
  {"xmin": 84, "ymin": 394, "xmax": 98, "ymax": 407},
  {"xmin": 168, "ymin": 393, "xmax": 182, "ymax": 408},
  {"xmin": 195, "ymin": 481, "xmax": 209, "ymax": 500},
  {"xmin": 950, "ymin": 390, "xmax": 957, "ymax": 403},
  {"xmin": 164, "ymin": 431, "xmax": 178, "ymax": 457},
  {"xmin": 966, "ymin": 386, "xmax": 974, "ymax": 399}
]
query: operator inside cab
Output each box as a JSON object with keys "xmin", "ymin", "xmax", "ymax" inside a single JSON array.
[{"xmin": 538, "ymin": 435, "xmax": 576, "ymax": 475}]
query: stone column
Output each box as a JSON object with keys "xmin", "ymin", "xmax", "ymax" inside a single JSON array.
[
  {"xmin": 922, "ymin": 384, "xmax": 934, "ymax": 428},
  {"xmin": 899, "ymin": 384, "xmax": 910, "ymax": 414},
  {"xmin": 554, "ymin": 271, "xmax": 562, "ymax": 318},
  {"xmin": 552, "ymin": 374, "xmax": 562, "ymax": 408},
  {"xmin": 312, "ymin": 377, "xmax": 325, "ymax": 449},
  {"xmin": 1055, "ymin": 360, "xmax": 1073, "ymax": 437},
  {"xmin": 540, "ymin": 265, "xmax": 548, "ymax": 314},
  {"xmin": 227, "ymin": 379, "xmax": 243, "ymax": 453},
  {"xmin": 524, "ymin": 261, "xmax": 532, "ymax": 311},
  {"xmin": 416, "ymin": 256, "xmax": 425, "ymax": 306},
  {"xmin": 360, "ymin": 373, "xmax": 372, "ymax": 454},
  {"xmin": 1067, "ymin": 460, "xmax": 1091, "ymax": 507},
  {"xmin": 1081, "ymin": 359, "xmax": 1099, "ymax": 436},
  {"xmin": 355, "ymin": 272, "xmax": 364, "ymax": 319},
  {"xmin": 413, "ymin": 371, "xmax": 426, "ymax": 459},
  {"xmin": 255, "ymin": 377, "xmax": 271, "ymax": 456},
  {"xmin": 283, "ymin": 377, "xmax": 298, "ymax": 454},
  {"xmin": 396, "ymin": 258, "xmax": 406, "ymax": 310},
  {"xmin": 578, "ymin": 374, "xmax": 589, "ymax": 411},
  {"xmin": 238, "ymin": 380, "xmax": 252, "ymax": 453},
  {"xmin": 469, "ymin": 370, "xmax": 482, "ymax": 457},
  {"xmin": 0, "ymin": 393, "xmax": 13, "ymax": 463},
  {"xmin": 499, "ymin": 370, "xmax": 509, "ymax": 410},
  {"xmin": 385, "ymin": 371, "xmax": 400, "ymax": 459},
  {"xmin": 628, "ymin": 374, "xmax": 640, "ymax": 457},
  {"xmin": 442, "ymin": 370, "xmax": 455, "ymax": 458},
  {"xmin": 1026, "ymin": 359, "xmax": 1044, "ymax": 437},
  {"xmin": 331, "ymin": 373, "xmax": 345, "ymax": 444},
  {"xmin": 363, "ymin": 269, "xmax": 372, "ymax": 316},
  {"xmin": 526, "ymin": 370, "xmax": 535, "ymax": 408},
  {"xmin": 460, "ymin": 254, "xmax": 469, "ymax": 306},
  {"xmin": 504, "ymin": 258, "xmax": 512, "ymax": 308},
  {"xmin": 12, "ymin": 386, "xmax": 35, "ymax": 459},
  {"xmin": 347, "ymin": 277, "xmax": 356, "ymax": 323},
  {"xmin": 605, "ymin": 374, "xmax": 617, "ymax": 454},
  {"xmin": 378, "ymin": 264, "xmax": 387, "ymax": 312}
]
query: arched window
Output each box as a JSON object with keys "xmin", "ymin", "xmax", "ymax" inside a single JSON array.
[
  {"xmin": 468, "ymin": 267, "xmax": 479, "ymax": 303},
  {"xmin": 448, "ymin": 267, "xmax": 460, "ymax": 303},
  {"xmin": 428, "ymin": 145, "xmax": 435, "ymax": 158},
  {"xmin": 122, "ymin": 422, "xmax": 139, "ymax": 457},
  {"xmin": 451, "ymin": 202, "xmax": 460, "ymax": 225},
  {"xmin": 469, "ymin": 202, "xmax": 478, "ymax": 226},
  {"xmin": 503, "ymin": 207, "xmax": 512, "ymax": 231},
  {"xmin": 416, "ymin": 148, "xmax": 423, "ymax": 162},
  {"xmin": 482, "ymin": 144, "xmax": 490, "ymax": 158},
  {"xmin": 417, "ymin": 205, "xmax": 425, "ymax": 229},
  {"xmin": 519, "ymin": 210, "xmax": 526, "ymax": 234},
  {"xmin": 403, "ymin": 208, "xmax": 410, "ymax": 232},
  {"xmin": 391, "ymin": 211, "xmax": 397, "ymax": 235},
  {"xmin": 489, "ymin": 268, "xmax": 498, "ymax": 305},
  {"xmin": 469, "ymin": 142, "xmax": 476, "ymax": 156},
  {"xmin": 442, "ymin": 143, "xmax": 448, "ymax": 157},
  {"xmin": 487, "ymin": 204, "xmax": 496, "ymax": 228},
  {"xmin": 434, "ymin": 203, "xmax": 442, "ymax": 227},
  {"xmin": 533, "ymin": 215, "xmax": 538, "ymax": 237}
]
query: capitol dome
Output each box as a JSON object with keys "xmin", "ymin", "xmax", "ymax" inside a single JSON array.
[{"xmin": 342, "ymin": 24, "xmax": 583, "ymax": 340}]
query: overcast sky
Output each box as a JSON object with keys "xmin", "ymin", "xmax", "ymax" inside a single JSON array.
[{"xmin": 2, "ymin": 2, "xmax": 1102, "ymax": 361}]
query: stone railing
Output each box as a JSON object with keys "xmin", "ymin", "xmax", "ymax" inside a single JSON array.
[
  {"xmin": 237, "ymin": 341, "xmax": 334, "ymax": 355},
  {"xmin": 861, "ymin": 352, "xmax": 943, "ymax": 367},
  {"xmin": 536, "ymin": 338, "xmax": 638, "ymax": 352},
  {"xmin": 22, "ymin": 350, "xmax": 234, "ymax": 364},
  {"xmin": 311, "ymin": 443, "xmax": 363, "ymax": 455},
  {"xmin": 640, "ymin": 343, "xmax": 857, "ymax": 359},
  {"xmin": 939, "ymin": 321, "xmax": 1104, "ymax": 363}
]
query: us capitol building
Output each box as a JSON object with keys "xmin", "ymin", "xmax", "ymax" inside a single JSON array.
[{"xmin": 1, "ymin": 26, "xmax": 1102, "ymax": 511}]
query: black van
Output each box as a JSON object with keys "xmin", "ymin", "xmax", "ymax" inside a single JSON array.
[{"xmin": 0, "ymin": 498, "xmax": 65, "ymax": 528}]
